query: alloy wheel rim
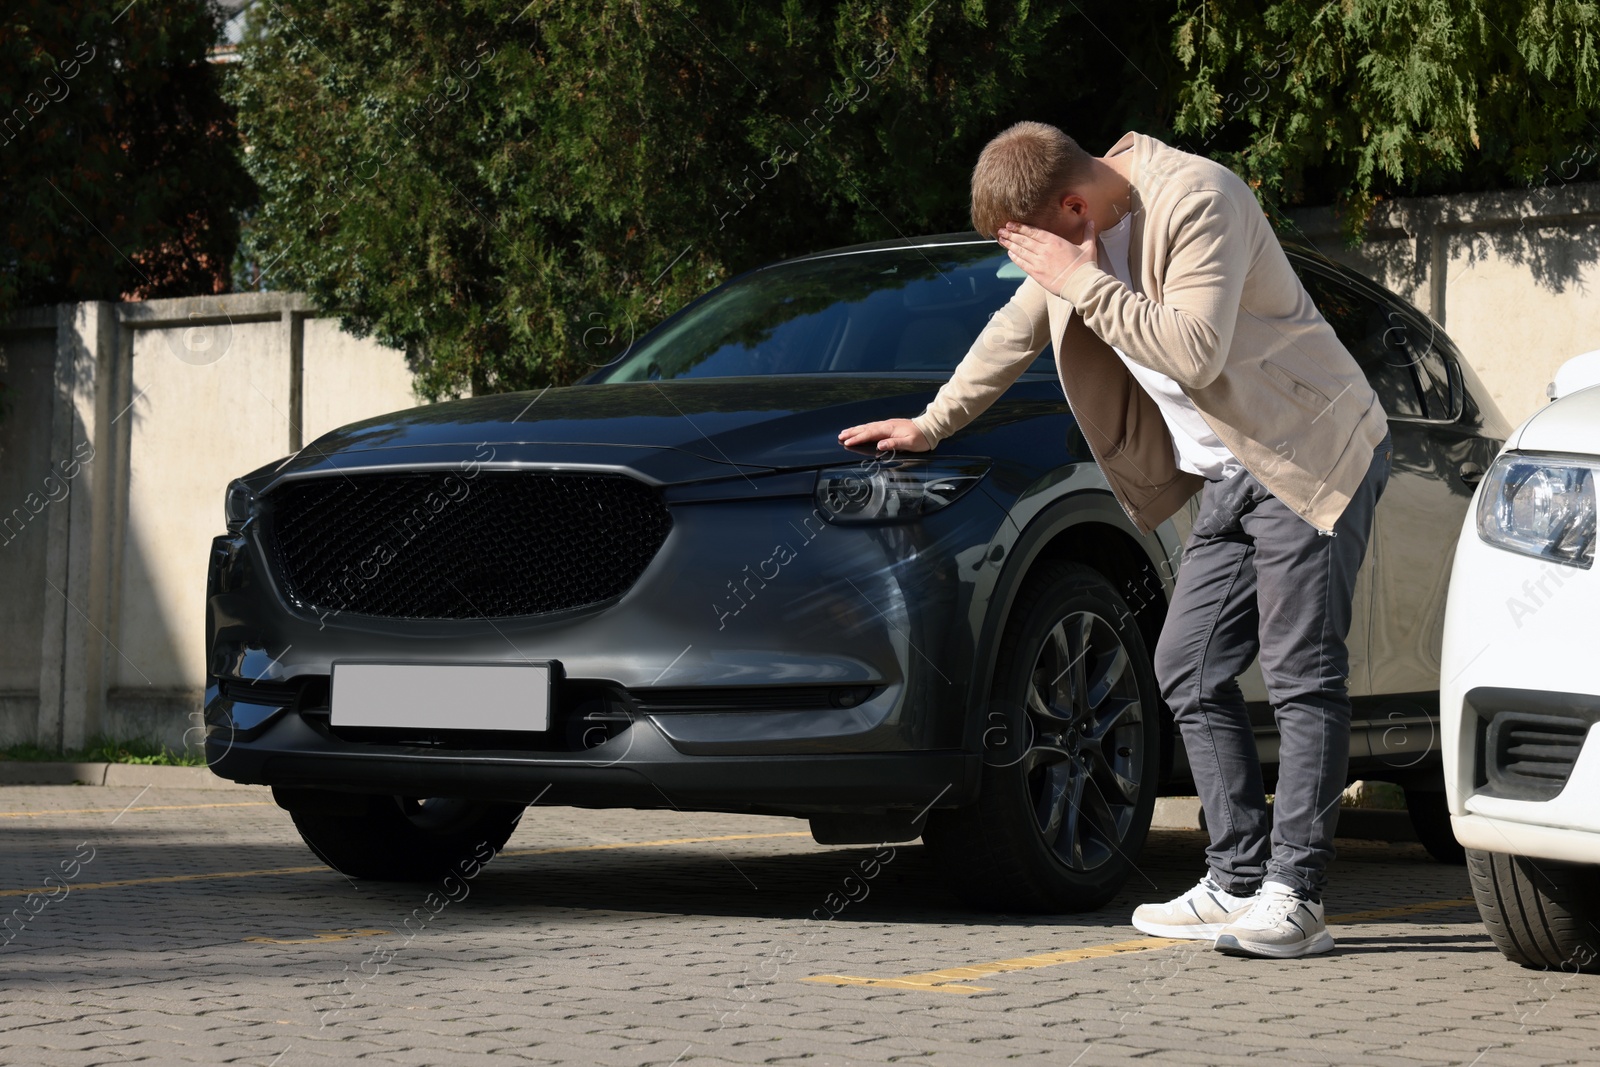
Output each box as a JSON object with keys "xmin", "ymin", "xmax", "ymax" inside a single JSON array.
[{"xmin": 1020, "ymin": 610, "xmax": 1145, "ymax": 872}]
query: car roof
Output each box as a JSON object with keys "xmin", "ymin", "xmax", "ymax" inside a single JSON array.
[
  {"xmin": 774, "ymin": 230, "xmax": 1377, "ymax": 292},
  {"xmin": 775, "ymin": 231, "xmax": 991, "ymax": 265}
]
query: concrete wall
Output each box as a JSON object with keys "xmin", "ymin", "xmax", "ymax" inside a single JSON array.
[
  {"xmin": 0, "ymin": 311, "xmax": 60, "ymax": 747},
  {"xmin": 0, "ymin": 294, "xmax": 417, "ymax": 750},
  {"xmin": 3, "ymin": 180, "xmax": 1599, "ymax": 751},
  {"xmin": 1286, "ymin": 179, "xmax": 1600, "ymax": 428}
]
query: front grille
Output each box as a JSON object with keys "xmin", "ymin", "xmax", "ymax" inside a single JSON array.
[
  {"xmin": 320, "ymin": 680, "xmax": 631, "ymax": 754},
  {"xmin": 1487, "ymin": 712, "xmax": 1588, "ymax": 800},
  {"xmin": 262, "ymin": 471, "xmax": 671, "ymax": 620},
  {"xmin": 219, "ymin": 677, "xmax": 305, "ymax": 707},
  {"xmin": 630, "ymin": 685, "xmax": 876, "ymax": 713}
]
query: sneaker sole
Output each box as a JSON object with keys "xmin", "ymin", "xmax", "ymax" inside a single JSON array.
[
  {"xmin": 1131, "ymin": 916, "xmax": 1229, "ymax": 940},
  {"xmin": 1213, "ymin": 929, "xmax": 1336, "ymax": 959}
]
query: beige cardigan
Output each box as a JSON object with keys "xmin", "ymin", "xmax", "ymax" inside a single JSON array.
[{"xmin": 912, "ymin": 132, "xmax": 1389, "ymax": 534}]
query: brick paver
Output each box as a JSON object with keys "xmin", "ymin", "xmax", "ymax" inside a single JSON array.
[{"xmin": 2, "ymin": 784, "xmax": 1596, "ymax": 1066}]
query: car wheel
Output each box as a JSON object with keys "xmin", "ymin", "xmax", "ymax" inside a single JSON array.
[
  {"xmin": 1466, "ymin": 848, "xmax": 1600, "ymax": 972},
  {"xmin": 288, "ymin": 794, "xmax": 525, "ymax": 881},
  {"xmin": 925, "ymin": 561, "xmax": 1160, "ymax": 913},
  {"xmin": 1404, "ymin": 788, "xmax": 1466, "ymax": 864}
]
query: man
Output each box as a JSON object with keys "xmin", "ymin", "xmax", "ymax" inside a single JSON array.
[{"xmin": 839, "ymin": 122, "xmax": 1391, "ymax": 959}]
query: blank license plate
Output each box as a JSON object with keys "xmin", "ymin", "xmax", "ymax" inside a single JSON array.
[{"xmin": 331, "ymin": 663, "xmax": 551, "ymax": 732}]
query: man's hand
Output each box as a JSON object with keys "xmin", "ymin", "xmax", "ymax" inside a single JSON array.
[
  {"xmin": 837, "ymin": 418, "xmax": 931, "ymax": 452},
  {"xmin": 997, "ymin": 220, "xmax": 1097, "ymax": 296}
]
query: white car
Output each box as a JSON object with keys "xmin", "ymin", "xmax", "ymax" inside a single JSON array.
[{"xmin": 1441, "ymin": 352, "xmax": 1600, "ymax": 972}]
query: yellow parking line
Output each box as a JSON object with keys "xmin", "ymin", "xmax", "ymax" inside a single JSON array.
[
  {"xmin": 804, "ymin": 896, "xmax": 1482, "ymax": 994},
  {"xmin": 1326, "ymin": 896, "xmax": 1477, "ymax": 924},
  {"xmin": 0, "ymin": 864, "xmax": 329, "ymax": 898},
  {"xmin": 808, "ymin": 937, "xmax": 1173, "ymax": 994},
  {"xmin": 1, "ymin": 831, "xmax": 816, "ymax": 899},
  {"xmin": 0, "ymin": 802, "xmax": 273, "ymax": 819}
]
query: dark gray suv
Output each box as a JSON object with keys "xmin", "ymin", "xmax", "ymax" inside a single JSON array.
[{"xmin": 204, "ymin": 233, "xmax": 1505, "ymax": 911}]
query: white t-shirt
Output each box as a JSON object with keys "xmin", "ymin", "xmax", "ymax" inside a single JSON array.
[{"xmin": 1094, "ymin": 213, "xmax": 1243, "ymax": 482}]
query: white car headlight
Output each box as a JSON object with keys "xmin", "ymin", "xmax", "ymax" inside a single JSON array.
[
  {"xmin": 815, "ymin": 459, "xmax": 988, "ymax": 524},
  {"xmin": 1476, "ymin": 454, "xmax": 1596, "ymax": 569}
]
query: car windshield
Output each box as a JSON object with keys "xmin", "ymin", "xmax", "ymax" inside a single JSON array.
[{"xmin": 590, "ymin": 242, "xmax": 1055, "ymax": 381}]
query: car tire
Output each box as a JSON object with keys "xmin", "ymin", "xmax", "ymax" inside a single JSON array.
[
  {"xmin": 1404, "ymin": 788, "xmax": 1466, "ymax": 865},
  {"xmin": 924, "ymin": 561, "xmax": 1161, "ymax": 913},
  {"xmin": 288, "ymin": 794, "xmax": 525, "ymax": 881},
  {"xmin": 1466, "ymin": 848, "xmax": 1600, "ymax": 972}
]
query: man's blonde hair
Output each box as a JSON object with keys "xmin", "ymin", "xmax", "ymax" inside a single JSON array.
[{"xmin": 969, "ymin": 122, "xmax": 1095, "ymax": 238}]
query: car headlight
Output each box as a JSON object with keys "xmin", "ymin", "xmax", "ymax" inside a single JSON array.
[
  {"xmin": 1476, "ymin": 454, "xmax": 1596, "ymax": 569},
  {"xmin": 224, "ymin": 479, "xmax": 257, "ymax": 533},
  {"xmin": 815, "ymin": 459, "xmax": 988, "ymax": 524}
]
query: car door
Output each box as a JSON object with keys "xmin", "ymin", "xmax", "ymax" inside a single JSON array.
[{"xmin": 1294, "ymin": 264, "xmax": 1501, "ymax": 769}]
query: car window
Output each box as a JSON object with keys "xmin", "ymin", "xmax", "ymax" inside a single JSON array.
[
  {"xmin": 1296, "ymin": 267, "xmax": 1457, "ymax": 420},
  {"xmin": 1385, "ymin": 311, "xmax": 1459, "ymax": 420},
  {"xmin": 592, "ymin": 245, "xmax": 1056, "ymax": 381}
]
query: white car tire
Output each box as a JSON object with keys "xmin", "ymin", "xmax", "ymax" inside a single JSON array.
[{"xmin": 1466, "ymin": 848, "xmax": 1600, "ymax": 972}]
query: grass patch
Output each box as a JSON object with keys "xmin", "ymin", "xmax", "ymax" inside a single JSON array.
[
  {"xmin": 0, "ymin": 736, "xmax": 205, "ymax": 767},
  {"xmin": 1342, "ymin": 779, "xmax": 1408, "ymax": 810}
]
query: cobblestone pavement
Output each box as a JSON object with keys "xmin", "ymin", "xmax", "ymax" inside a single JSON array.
[{"xmin": 3, "ymin": 784, "xmax": 1597, "ymax": 1066}]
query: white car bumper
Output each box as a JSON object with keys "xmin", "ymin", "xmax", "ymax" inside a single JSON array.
[{"xmin": 1440, "ymin": 512, "xmax": 1600, "ymax": 864}]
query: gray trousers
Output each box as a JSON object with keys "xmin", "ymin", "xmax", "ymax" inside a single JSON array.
[{"xmin": 1154, "ymin": 431, "xmax": 1392, "ymax": 899}]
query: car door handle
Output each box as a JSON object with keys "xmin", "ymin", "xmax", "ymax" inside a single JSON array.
[{"xmin": 1458, "ymin": 461, "xmax": 1484, "ymax": 486}]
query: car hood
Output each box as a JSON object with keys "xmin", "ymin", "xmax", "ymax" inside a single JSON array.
[
  {"xmin": 1510, "ymin": 383, "xmax": 1600, "ymax": 457},
  {"xmin": 297, "ymin": 377, "xmax": 949, "ymax": 472}
]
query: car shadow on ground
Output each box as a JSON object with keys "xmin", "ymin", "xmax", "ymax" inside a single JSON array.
[
  {"xmin": 4, "ymin": 821, "xmax": 1481, "ymax": 950},
  {"xmin": 1330, "ymin": 934, "xmax": 1495, "ymax": 956},
  {"xmin": 466, "ymin": 831, "xmax": 1479, "ymax": 927}
]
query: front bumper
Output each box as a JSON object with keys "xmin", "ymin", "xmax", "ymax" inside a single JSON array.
[
  {"xmin": 204, "ymin": 451, "xmax": 1011, "ymax": 814},
  {"xmin": 1452, "ymin": 813, "xmax": 1600, "ymax": 865},
  {"xmin": 1440, "ymin": 509, "xmax": 1600, "ymax": 863},
  {"xmin": 207, "ymin": 708, "xmax": 978, "ymax": 815}
]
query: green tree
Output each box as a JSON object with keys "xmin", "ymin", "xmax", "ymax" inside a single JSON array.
[
  {"xmin": 230, "ymin": 0, "xmax": 1167, "ymax": 398},
  {"xmin": 1170, "ymin": 0, "xmax": 1600, "ymax": 237},
  {"xmin": 233, "ymin": 0, "xmax": 1600, "ymax": 399},
  {"xmin": 0, "ymin": 0, "xmax": 256, "ymax": 311}
]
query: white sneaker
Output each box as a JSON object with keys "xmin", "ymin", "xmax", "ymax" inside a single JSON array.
[
  {"xmin": 1131, "ymin": 874, "xmax": 1258, "ymax": 940},
  {"xmin": 1213, "ymin": 880, "xmax": 1335, "ymax": 958}
]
